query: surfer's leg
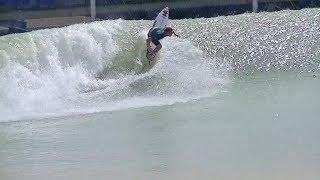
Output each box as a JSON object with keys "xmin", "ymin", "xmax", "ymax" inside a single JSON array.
[
  {"xmin": 151, "ymin": 39, "xmax": 161, "ymax": 54},
  {"xmin": 153, "ymin": 43, "xmax": 162, "ymax": 54},
  {"xmin": 146, "ymin": 38, "xmax": 152, "ymax": 52}
]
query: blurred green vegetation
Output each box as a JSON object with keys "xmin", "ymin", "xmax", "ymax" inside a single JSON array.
[{"xmin": 0, "ymin": 6, "xmax": 10, "ymax": 13}]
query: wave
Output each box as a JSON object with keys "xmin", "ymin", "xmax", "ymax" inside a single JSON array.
[
  {"xmin": 0, "ymin": 8, "xmax": 319, "ymax": 121},
  {"xmin": 0, "ymin": 19, "xmax": 227, "ymax": 121}
]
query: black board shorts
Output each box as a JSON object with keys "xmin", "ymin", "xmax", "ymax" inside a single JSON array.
[
  {"xmin": 148, "ymin": 32, "xmax": 160, "ymax": 46},
  {"xmin": 151, "ymin": 38, "xmax": 160, "ymax": 46}
]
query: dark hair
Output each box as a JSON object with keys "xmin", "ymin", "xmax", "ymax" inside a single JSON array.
[{"xmin": 164, "ymin": 27, "xmax": 173, "ymax": 33}]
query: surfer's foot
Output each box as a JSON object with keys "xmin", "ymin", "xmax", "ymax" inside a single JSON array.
[{"xmin": 147, "ymin": 50, "xmax": 155, "ymax": 57}]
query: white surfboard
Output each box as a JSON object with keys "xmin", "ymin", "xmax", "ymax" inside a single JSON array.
[
  {"xmin": 153, "ymin": 7, "xmax": 169, "ymax": 28},
  {"xmin": 147, "ymin": 7, "xmax": 170, "ymax": 61}
]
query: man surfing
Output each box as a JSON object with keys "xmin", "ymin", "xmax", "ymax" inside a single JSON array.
[{"xmin": 146, "ymin": 27, "xmax": 179, "ymax": 59}]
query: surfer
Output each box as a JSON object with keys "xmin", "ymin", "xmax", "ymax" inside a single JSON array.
[{"xmin": 146, "ymin": 27, "xmax": 179, "ymax": 59}]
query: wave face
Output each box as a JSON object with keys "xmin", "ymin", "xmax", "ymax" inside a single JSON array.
[{"xmin": 0, "ymin": 8, "xmax": 319, "ymax": 121}]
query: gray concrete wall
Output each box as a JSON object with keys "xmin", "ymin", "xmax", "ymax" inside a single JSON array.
[
  {"xmin": 26, "ymin": 16, "xmax": 94, "ymax": 30},
  {"xmin": 0, "ymin": 0, "xmax": 301, "ymax": 21},
  {"xmin": 0, "ymin": 0, "xmax": 307, "ymax": 36}
]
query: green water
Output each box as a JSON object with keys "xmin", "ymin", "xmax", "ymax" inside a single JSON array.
[{"xmin": 1, "ymin": 72, "xmax": 320, "ymax": 180}]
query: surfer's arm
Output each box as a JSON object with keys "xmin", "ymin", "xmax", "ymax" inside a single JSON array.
[
  {"xmin": 146, "ymin": 38, "xmax": 152, "ymax": 50},
  {"xmin": 173, "ymin": 31, "xmax": 180, "ymax": 38}
]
